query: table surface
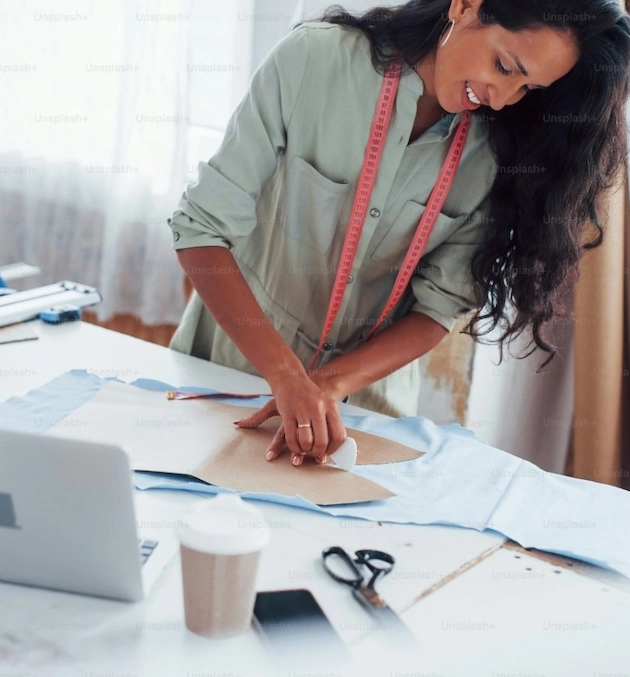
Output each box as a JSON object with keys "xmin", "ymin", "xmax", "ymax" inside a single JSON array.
[{"xmin": 1, "ymin": 321, "xmax": 629, "ymax": 677}]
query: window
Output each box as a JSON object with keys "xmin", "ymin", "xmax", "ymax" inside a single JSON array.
[{"xmin": 185, "ymin": 0, "xmax": 255, "ymax": 182}]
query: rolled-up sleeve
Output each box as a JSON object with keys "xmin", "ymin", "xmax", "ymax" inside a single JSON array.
[
  {"xmin": 410, "ymin": 201, "xmax": 491, "ymax": 332},
  {"xmin": 168, "ymin": 27, "xmax": 310, "ymax": 250}
]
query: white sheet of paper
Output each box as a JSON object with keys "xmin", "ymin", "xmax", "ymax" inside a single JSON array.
[{"xmin": 0, "ymin": 323, "xmax": 38, "ymax": 345}]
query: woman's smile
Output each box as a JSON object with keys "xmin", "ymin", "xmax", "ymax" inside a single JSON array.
[{"xmin": 461, "ymin": 81, "xmax": 482, "ymax": 110}]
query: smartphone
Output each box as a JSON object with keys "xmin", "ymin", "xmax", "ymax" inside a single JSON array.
[{"xmin": 253, "ymin": 589, "xmax": 348, "ymax": 660}]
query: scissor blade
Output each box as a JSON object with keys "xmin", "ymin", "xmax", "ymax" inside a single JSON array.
[{"xmin": 352, "ymin": 588, "xmax": 419, "ymax": 647}]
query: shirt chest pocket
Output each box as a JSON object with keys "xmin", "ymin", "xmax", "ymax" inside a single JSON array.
[
  {"xmin": 281, "ymin": 155, "xmax": 352, "ymax": 255},
  {"xmin": 369, "ymin": 199, "xmax": 467, "ymax": 266}
]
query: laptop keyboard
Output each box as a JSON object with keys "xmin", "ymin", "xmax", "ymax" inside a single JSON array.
[{"xmin": 139, "ymin": 539, "xmax": 159, "ymax": 566}]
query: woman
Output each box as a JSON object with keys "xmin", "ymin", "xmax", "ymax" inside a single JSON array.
[{"xmin": 168, "ymin": 0, "xmax": 630, "ymax": 466}]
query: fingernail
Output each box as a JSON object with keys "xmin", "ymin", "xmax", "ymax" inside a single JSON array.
[
  {"xmin": 316, "ymin": 456, "xmax": 327, "ymax": 464},
  {"xmin": 292, "ymin": 455, "xmax": 302, "ymax": 466},
  {"xmin": 265, "ymin": 450, "xmax": 274, "ymax": 461},
  {"xmin": 233, "ymin": 420, "xmax": 241, "ymax": 425}
]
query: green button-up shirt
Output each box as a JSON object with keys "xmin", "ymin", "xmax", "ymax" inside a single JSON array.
[{"xmin": 168, "ymin": 21, "xmax": 497, "ymax": 416}]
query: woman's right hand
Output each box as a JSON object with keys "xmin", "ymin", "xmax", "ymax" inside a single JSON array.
[
  {"xmin": 235, "ymin": 371, "xmax": 347, "ymax": 466},
  {"xmin": 176, "ymin": 248, "xmax": 347, "ymax": 463}
]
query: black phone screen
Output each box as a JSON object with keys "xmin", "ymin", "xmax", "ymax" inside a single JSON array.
[{"xmin": 253, "ymin": 589, "xmax": 347, "ymax": 658}]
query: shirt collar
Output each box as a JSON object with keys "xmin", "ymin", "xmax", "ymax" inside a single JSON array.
[
  {"xmin": 399, "ymin": 63, "xmax": 425, "ymax": 98},
  {"xmin": 400, "ymin": 65, "xmax": 465, "ymax": 142}
]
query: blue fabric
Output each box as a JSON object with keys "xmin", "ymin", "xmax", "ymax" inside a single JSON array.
[
  {"xmin": 2, "ymin": 369, "xmax": 630, "ymax": 580},
  {"xmin": 0, "ymin": 370, "xmax": 106, "ymax": 434}
]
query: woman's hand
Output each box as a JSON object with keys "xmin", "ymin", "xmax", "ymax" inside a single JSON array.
[{"xmin": 235, "ymin": 370, "xmax": 347, "ymax": 466}]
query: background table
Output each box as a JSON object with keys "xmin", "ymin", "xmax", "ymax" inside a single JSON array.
[{"xmin": 1, "ymin": 321, "xmax": 629, "ymax": 677}]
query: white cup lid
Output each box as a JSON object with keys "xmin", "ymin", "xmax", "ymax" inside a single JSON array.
[{"xmin": 177, "ymin": 494, "xmax": 270, "ymax": 555}]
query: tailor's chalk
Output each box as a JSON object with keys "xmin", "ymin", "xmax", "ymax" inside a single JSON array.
[{"xmin": 329, "ymin": 437, "xmax": 358, "ymax": 472}]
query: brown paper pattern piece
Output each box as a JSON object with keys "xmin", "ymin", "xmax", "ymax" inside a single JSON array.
[{"xmin": 48, "ymin": 382, "xmax": 424, "ymax": 506}]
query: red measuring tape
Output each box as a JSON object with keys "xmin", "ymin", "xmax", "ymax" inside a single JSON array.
[{"xmin": 309, "ymin": 65, "xmax": 471, "ymax": 371}]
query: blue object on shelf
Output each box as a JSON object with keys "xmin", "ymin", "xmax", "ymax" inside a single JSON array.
[{"xmin": 39, "ymin": 305, "xmax": 83, "ymax": 324}]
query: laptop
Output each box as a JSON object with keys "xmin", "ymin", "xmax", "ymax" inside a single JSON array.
[{"xmin": 0, "ymin": 429, "xmax": 178, "ymax": 602}]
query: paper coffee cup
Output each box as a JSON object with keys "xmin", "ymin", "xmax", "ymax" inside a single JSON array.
[{"xmin": 177, "ymin": 493, "xmax": 270, "ymax": 638}]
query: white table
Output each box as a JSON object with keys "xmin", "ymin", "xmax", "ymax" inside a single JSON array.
[{"xmin": 1, "ymin": 322, "xmax": 629, "ymax": 677}]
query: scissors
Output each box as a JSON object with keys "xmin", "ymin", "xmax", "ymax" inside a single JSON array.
[{"xmin": 321, "ymin": 546, "xmax": 418, "ymax": 645}]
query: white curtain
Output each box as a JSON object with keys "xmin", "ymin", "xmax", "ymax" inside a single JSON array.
[
  {"xmin": 0, "ymin": 0, "xmax": 190, "ymax": 324},
  {"xmin": 467, "ymin": 307, "xmax": 575, "ymax": 473}
]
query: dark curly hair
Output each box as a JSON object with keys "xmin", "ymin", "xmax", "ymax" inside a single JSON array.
[{"xmin": 310, "ymin": 0, "xmax": 630, "ymax": 365}]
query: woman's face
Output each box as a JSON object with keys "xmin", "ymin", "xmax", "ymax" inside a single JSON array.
[{"xmin": 419, "ymin": 0, "xmax": 580, "ymax": 113}]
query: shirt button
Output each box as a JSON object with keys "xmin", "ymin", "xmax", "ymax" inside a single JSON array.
[
  {"xmin": 347, "ymin": 275, "xmax": 354, "ymax": 283},
  {"xmin": 323, "ymin": 342, "xmax": 335, "ymax": 351},
  {"xmin": 173, "ymin": 232, "xmax": 180, "ymax": 242},
  {"xmin": 370, "ymin": 208, "xmax": 381, "ymax": 218}
]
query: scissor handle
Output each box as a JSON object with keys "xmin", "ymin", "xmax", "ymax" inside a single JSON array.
[
  {"xmin": 354, "ymin": 549, "xmax": 395, "ymax": 588},
  {"xmin": 322, "ymin": 547, "xmax": 395, "ymax": 590},
  {"xmin": 322, "ymin": 546, "xmax": 364, "ymax": 589}
]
